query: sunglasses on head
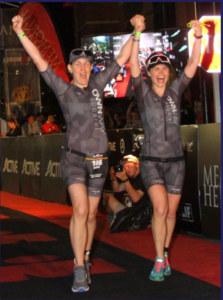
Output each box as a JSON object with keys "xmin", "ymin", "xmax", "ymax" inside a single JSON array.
[
  {"xmin": 69, "ymin": 49, "xmax": 93, "ymax": 58},
  {"xmin": 148, "ymin": 54, "xmax": 170, "ymax": 65}
]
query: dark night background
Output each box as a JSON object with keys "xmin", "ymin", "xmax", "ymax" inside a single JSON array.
[{"xmin": 0, "ymin": 2, "xmax": 221, "ymax": 126}]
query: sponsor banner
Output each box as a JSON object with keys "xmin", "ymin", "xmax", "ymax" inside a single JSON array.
[
  {"xmin": 177, "ymin": 203, "xmax": 194, "ymax": 222},
  {"xmin": 188, "ymin": 16, "xmax": 221, "ymax": 73},
  {"xmin": 3, "ymin": 49, "xmax": 41, "ymax": 120},
  {"xmin": 176, "ymin": 125, "xmax": 202, "ymax": 233},
  {"xmin": 18, "ymin": 136, "xmax": 42, "ymax": 199},
  {"xmin": 18, "ymin": 2, "xmax": 69, "ymax": 82},
  {"xmin": 199, "ymin": 124, "xmax": 221, "ymax": 239},
  {"xmin": 41, "ymin": 134, "xmax": 67, "ymax": 204},
  {"xmin": 1, "ymin": 137, "xmax": 20, "ymax": 194},
  {"xmin": 0, "ymin": 8, "xmax": 21, "ymax": 48}
]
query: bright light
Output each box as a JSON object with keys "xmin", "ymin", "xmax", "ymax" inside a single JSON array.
[
  {"xmin": 171, "ymin": 30, "xmax": 180, "ymax": 37},
  {"xmin": 178, "ymin": 45, "xmax": 188, "ymax": 52}
]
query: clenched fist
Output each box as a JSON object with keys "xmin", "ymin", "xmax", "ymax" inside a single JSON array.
[{"xmin": 12, "ymin": 15, "xmax": 24, "ymax": 34}]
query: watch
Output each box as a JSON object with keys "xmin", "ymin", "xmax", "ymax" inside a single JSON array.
[{"xmin": 122, "ymin": 178, "xmax": 129, "ymax": 183}]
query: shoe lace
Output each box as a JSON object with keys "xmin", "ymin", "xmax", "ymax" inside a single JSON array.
[
  {"xmin": 74, "ymin": 267, "xmax": 85, "ymax": 282},
  {"xmin": 165, "ymin": 256, "xmax": 170, "ymax": 267},
  {"xmin": 155, "ymin": 261, "xmax": 165, "ymax": 272}
]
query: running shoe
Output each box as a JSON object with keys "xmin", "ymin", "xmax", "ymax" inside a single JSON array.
[
  {"xmin": 71, "ymin": 266, "xmax": 89, "ymax": 293},
  {"xmin": 164, "ymin": 253, "xmax": 171, "ymax": 276},
  {"xmin": 149, "ymin": 257, "xmax": 165, "ymax": 281},
  {"xmin": 84, "ymin": 260, "xmax": 92, "ymax": 284}
]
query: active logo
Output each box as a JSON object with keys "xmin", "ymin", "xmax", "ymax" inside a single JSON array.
[
  {"xmin": 45, "ymin": 160, "xmax": 61, "ymax": 177},
  {"xmin": 21, "ymin": 159, "xmax": 40, "ymax": 176},
  {"xmin": 3, "ymin": 158, "xmax": 18, "ymax": 173}
]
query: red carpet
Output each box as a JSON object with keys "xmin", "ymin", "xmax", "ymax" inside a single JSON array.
[{"xmin": 1, "ymin": 191, "xmax": 220, "ymax": 288}]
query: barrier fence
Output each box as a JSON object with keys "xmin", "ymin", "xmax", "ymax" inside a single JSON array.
[{"xmin": 1, "ymin": 124, "xmax": 221, "ymax": 239}]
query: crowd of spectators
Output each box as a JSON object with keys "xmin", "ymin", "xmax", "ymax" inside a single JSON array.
[
  {"xmin": 1, "ymin": 111, "xmax": 62, "ymax": 137},
  {"xmin": 1, "ymin": 98, "xmax": 200, "ymax": 138}
]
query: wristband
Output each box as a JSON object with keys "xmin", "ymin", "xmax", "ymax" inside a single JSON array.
[
  {"xmin": 195, "ymin": 35, "xmax": 203, "ymax": 39},
  {"xmin": 122, "ymin": 178, "xmax": 129, "ymax": 183},
  {"xmin": 134, "ymin": 32, "xmax": 141, "ymax": 35},
  {"xmin": 133, "ymin": 39, "xmax": 140, "ymax": 42},
  {"xmin": 18, "ymin": 32, "xmax": 26, "ymax": 38}
]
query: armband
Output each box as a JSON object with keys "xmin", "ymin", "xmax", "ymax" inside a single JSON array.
[
  {"xmin": 133, "ymin": 39, "xmax": 140, "ymax": 42},
  {"xmin": 195, "ymin": 35, "xmax": 203, "ymax": 39},
  {"xmin": 18, "ymin": 33, "xmax": 26, "ymax": 38},
  {"xmin": 134, "ymin": 32, "xmax": 141, "ymax": 36}
]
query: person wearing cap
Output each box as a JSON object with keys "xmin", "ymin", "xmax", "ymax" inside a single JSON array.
[
  {"xmin": 12, "ymin": 14, "xmax": 145, "ymax": 293},
  {"xmin": 104, "ymin": 154, "xmax": 150, "ymax": 232},
  {"xmin": 129, "ymin": 18, "xmax": 203, "ymax": 282}
]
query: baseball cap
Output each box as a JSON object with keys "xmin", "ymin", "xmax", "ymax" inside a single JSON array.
[
  {"xmin": 122, "ymin": 155, "xmax": 139, "ymax": 164},
  {"xmin": 69, "ymin": 49, "xmax": 93, "ymax": 64},
  {"xmin": 146, "ymin": 51, "xmax": 171, "ymax": 70}
]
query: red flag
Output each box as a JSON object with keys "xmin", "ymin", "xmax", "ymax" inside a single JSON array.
[{"xmin": 18, "ymin": 2, "xmax": 69, "ymax": 82}]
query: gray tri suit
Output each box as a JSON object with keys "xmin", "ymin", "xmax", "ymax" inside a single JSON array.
[
  {"xmin": 41, "ymin": 60, "xmax": 121, "ymax": 196},
  {"xmin": 132, "ymin": 71, "xmax": 192, "ymax": 194}
]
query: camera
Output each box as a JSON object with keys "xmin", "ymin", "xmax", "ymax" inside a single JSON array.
[{"xmin": 114, "ymin": 164, "xmax": 123, "ymax": 173}]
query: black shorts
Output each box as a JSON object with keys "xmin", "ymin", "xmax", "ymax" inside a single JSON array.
[
  {"xmin": 140, "ymin": 159, "xmax": 185, "ymax": 195},
  {"xmin": 60, "ymin": 150, "xmax": 109, "ymax": 197}
]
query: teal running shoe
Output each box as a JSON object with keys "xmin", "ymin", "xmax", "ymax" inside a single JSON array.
[
  {"xmin": 164, "ymin": 253, "xmax": 171, "ymax": 276},
  {"xmin": 149, "ymin": 257, "xmax": 165, "ymax": 281}
]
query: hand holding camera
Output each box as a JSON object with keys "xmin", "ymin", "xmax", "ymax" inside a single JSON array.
[{"xmin": 114, "ymin": 164, "xmax": 128, "ymax": 182}]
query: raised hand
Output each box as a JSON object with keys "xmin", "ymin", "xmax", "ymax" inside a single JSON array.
[
  {"xmin": 130, "ymin": 14, "xmax": 145, "ymax": 33},
  {"xmin": 12, "ymin": 15, "xmax": 24, "ymax": 34},
  {"xmin": 190, "ymin": 20, "xmax": 202, "ymax": 36}
]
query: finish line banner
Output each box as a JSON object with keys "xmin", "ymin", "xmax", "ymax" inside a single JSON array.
[{"xmin": 18, "ymin": 2, "xmax": 69, "ymax": 82}]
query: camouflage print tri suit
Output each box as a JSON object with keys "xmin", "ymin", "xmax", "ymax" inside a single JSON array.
[
  {"xmin": 132, "ymin": 71, "xmax": 192, "ymax": 194},
  {"xmin": 41, "ymin": 60, "xmax": 121, "ymax": 197}
]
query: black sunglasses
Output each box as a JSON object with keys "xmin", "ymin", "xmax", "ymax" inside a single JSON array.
[{"xmin": 69, "ymin": 49, "xmax": 93, "ymax": 58}]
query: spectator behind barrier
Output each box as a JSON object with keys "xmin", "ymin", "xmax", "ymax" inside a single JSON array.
[
  {"xmin": 103, "ymin": 106, "xmax": 114, "ymax": 129},
  {"xmin": 21, "ymin": 113, "xmax": 41, "ymax": 136},
  {"xmin": 104, "ymin": 154, "xmax": 151, "ymax": 233},
  {"xmin": 125, "ymin": 101, "xmax": 142, "ymax": 129},
  {"xmin": 113, "ymin": 113, "xmax": 125, "ymax": 129},
  {"xmin": 34, "ymin": 112, "xmax": 44, "ymax": 129},
  {"xmin": 1, "ymin": 117, "xmax": 8, "ymax": 136},
  {"xmin": 41, "ymin": 113, "xmax": 60, "ymax": 134},
  {"xmin": 1, "ymin": 118, "xmax": 21, "ymax": 137}
]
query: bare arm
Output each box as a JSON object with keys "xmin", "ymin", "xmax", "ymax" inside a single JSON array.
[
  {"xmin": 129, "ymin": 15, "xmax": 144, "ymax": 78},
  {"xmin": 114, "ymin": 169, "xmax": 143, "ymax": 202},
  {"xmin": 126, "ymin": 101, "xmax": 135, "ymax": 124},
  {"xmin": 116, "ymin": 14, "xmax": 145, "ymax": 67},
  {"xmin": 184, "ymin": 20, "xmax": 202, "ymax": 78},
  {"xmin": 12, "ymin": 15, "xmax": 47, "ymax": 72},
  {"xmin": 123, "ymin": 181, "xmax": 144, "ymax": 203},
  {"xmin": 110, "ymin": 167, "xmax": 125, "ymax": 192}
]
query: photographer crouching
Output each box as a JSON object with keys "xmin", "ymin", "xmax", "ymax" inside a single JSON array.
[{"xmin": 104, "ymin": 155, "xmax": 151, "ymax": 233}]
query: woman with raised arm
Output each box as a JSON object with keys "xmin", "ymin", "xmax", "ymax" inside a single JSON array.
[
  {"xmin": 12, "ymin": 14, "xmax": 145, "ymax": 293},
  {"xmin": 130, "ymin": 17, "xmax": 202, "ymax": 281}
]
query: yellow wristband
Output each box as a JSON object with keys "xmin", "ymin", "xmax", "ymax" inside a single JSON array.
[
  {"xmin": 18, "ymin": 33, "xmax": 26, "ymax": 38},
  {"xmin": 134, "ymin": 32, "xmax": 141, "ymax": 36}
]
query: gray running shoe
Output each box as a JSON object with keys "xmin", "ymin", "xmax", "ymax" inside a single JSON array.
[
  {"xmin": 84, "ymin": 260, "xmax": 92, "ymax": 284},
  {"xmin": 72, "ymin": 266, "xmax": 89, "ymax": 293}
]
